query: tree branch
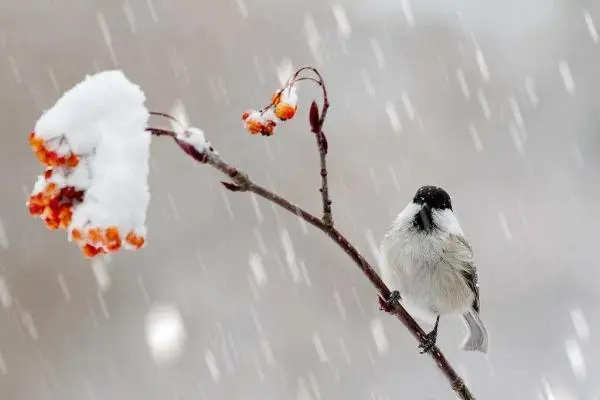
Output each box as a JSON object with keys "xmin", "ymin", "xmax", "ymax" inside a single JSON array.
[
  {"xmin": 146, "ymin": 65, "xmax": 475, "ymax": 399},
  {"xmin": 146, "ymin": 127, "xmax": 476, "ymax": 400}
]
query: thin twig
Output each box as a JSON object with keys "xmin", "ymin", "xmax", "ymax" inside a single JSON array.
[
  {"xmin": 302, "ymin": 67, "xmax": 333, "ymax": 226},
  {"xmin": 148, "ymin": 127, "xmax": 475, "ymax": 400}
]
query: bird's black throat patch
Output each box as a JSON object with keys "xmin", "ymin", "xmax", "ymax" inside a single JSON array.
[{"xmin": 413, "ymin": 204, "xmax": 435, "ymax": 231}]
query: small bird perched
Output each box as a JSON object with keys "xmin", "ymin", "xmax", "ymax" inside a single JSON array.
[{"xmin": 378, "ymin": 185, "xmax": 488, "ymax": 354}]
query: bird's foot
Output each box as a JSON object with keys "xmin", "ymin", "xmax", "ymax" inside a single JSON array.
[
  {"xmin": 418, "ymin": 330, "xmax": 438, "ymax": 354},
  {"xmin": 379, "ymin": 290, "xmax": 401, "ymax": 313}
]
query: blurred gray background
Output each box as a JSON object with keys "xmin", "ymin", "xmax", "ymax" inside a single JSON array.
[{"xmin": 1, "ymin": 0, "xmax": 600, "ymax": 399}]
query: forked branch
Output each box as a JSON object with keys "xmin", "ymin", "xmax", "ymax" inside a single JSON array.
[{"xmin": 147, "ymin": 66, "xmax": 476, "ymax": 400}]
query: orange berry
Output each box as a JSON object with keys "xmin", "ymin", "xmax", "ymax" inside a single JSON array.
[
  {"xmin": 87, "ymin": 228, "xmax": 103, "ymax": 244},
  {"xmin": 106, "ymin": 240, "xmax": 121, "ymax": 252},
  {"xmin": 105, "ymin": 226, "xmax": 120, "ymax": 240},
  {"xmin": 245, "ymin": 119, "xmax": 264, "ymax": 134},
  {"xmin": 274, "ymin": 103, "xmax": 297, "ymax": 121},
  {"xmin": 44, "ymin": 216, "xmax": 60, "ymax": 231},
  {"xmin": 46, "ymin": 151, "xmax": 60, "ymax": 167},
  {"xmin": 71, "ymin": 228, "xmax": 83, "ymax": 241},
  {"xmin": 65, "ymin": 154, "xmax": 79, "ymax": 167},
  {"xmin": 58, "ymin": 206, "xmax": 72, "ymax": 228},
  {"xmin": 126, "ymin": 231, "xmax": 145, "ymax": 249},
  {"xmin": 27, "ymin": 201, "xmax": 45, "ymax": 216},
  {"xmin": 241, "ymin": 111, "xmax": 252, "ymax": 121},
  {"xmin": 105, "ymin": 226, "xmax": 122, "ymax": 252},
  {"xmin": 45, "ymin": 182, "xmax": 57, "ymax": 192},
  {"xmin": 29, "ymin": 132, "xmax": 44, "ymax": 151},
  {"xmin": 82, "ymin": 244, "xmax": 103, "ymax": 258},
  {"xmin": 44, "ymin": 183, "xmax": 59, "ymax": 199},
  {"xmin": 36, "ymin": 150, "xmax": 48, "ymax": 164},
  {"xmin": 44, "ymin": 168, "xmax": 53, "ymax": 179},
  {"xmin": 42, "ymin": 205, "xmax": 54, "ymax": 217}
]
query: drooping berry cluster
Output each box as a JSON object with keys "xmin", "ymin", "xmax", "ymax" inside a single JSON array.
[
  {"xmin": 242, "ymin": 85, "xmax": 298, "ymax": 136},
  {"xmin": 26, "ymin": 70, "xmax": 151, "ymax": 259},
  {"xmin": 27, "ymin": 133, "xmax": 147, "ymax": 258}
]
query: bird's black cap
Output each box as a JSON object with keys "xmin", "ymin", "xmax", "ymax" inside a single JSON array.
[{"xmin": 412, "ymin": 185, "xmax": 452, "ymax": 211}]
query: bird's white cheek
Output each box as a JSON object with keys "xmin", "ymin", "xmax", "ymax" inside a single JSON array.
[{"xmin": 432, "ymin": 209, "xmax": 463, "ymax": 235}]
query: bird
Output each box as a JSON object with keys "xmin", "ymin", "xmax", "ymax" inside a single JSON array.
[{"xmin": 378, "ymin": 185, "xmax": 488, "ymax": 354}]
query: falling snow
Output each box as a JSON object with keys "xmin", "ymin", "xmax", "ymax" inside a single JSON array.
[
  {"xmin": 205, "ymin": 349, "xmax": 221, "ymax": 382},
  {"xmin": 249, "ymin": 253, "xmax": 268, "ymax": 288},
  {"xmin": 474, "ymin": 47, "xmax": 490, "ymax": 82},
  {"xmin": 2, "ymin": 2, "xmax": 600, "ymax": 399},
  {"xmin": 20, "ymin": 311, "xmax": 39, "ymax": 340},
  {"xmin": 304, "ymin": 15, "xmax": 324, "ymax": 66},
  {"xmin": 401, "ymin": 0, "xmax": 415, "ymax": 27},
  {"xmin": 276, "ymin": 58, "xmax": 294, "ymax": 87},
  {"xmin": 508, "ymin": 96, "xmax": 525, "ymax": 133},
  {"xmin": 524, "ymin": 77, "xmax": 539, "ymax": 107},
  {"xmin": 312, "ymin": 332, "xmax": 329, "ymax": 363},
  {"xmin": 583, "ymin": 10, "xmax": 598, "ymax": 43},
  {"xmin": 0, "ymin": 276, "xmax": 12, "ymax": 309},
  {"xmin": 477, "ymin": 88, "xmax": 491, "ymax": 119},
  {"xmin": 91, "ymin": 257, "xmax": 111, "ymax": 292},
  {"xmin": 370, "ymin": 319, "xmax": 389, "ymax": 355},
  {"xmin": 332, "ymin": 5, "xmax": 351, "ymax": 39},
  {"xmin": 361, "ymin": 70, "xmax": 375, "ymax": 98},
  {"xmin": 0, "ymin": 218, "xmax": 8, "ymax": 250},
  {"xmin": 280, "ymin": 228, "xmax": 302, "ymax": 283},
  {"xmin": 401, "ymin": 92, "xmax": 415, "ymax": 121},
  {"xmin": 122, "ymin": 0, "xmax": 137, "ymax": 33},
  {"xmin": 0, "ymin": 350, "xmax": 6, "ymax": 375},
  {"xmin": 235, "ymin": 0, "xmax": 249, "ymax": 19},
  {"xmin": 569, "ymin": 308, "xmax": 590, "ymax": 342},
  {"xmin": 384, "ymin": 101, "xmax": 402, "ymax": 134},
  {"xmin": 558, "ymin": 60, "xmax": 575, "ymax": 95},
  {"xmin": 97, "ymin": 12, "xmax": 118, "ymax": 66},
  {"xmin": 497, "ymin": 212, "xmax": 513, "ymax": 240},
  {"xmin": 455, "ymin": 69, "xmax": 470, "ymax": 99},
  {"xmin": 564, "ymin": 339, "xmax": 586, "ymax": 380},
  {"xmin": 468, "ymin": 124, "xmax": 483, "ymax": 152}
]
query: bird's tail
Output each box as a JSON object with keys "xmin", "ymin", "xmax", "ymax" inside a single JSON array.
[{"xmin": 460, "ymin": 309, "xmax": 489, "ymax": 353}]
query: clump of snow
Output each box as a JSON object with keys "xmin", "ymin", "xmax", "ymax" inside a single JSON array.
[
  {"xmin": 27, "ymin": 70, "xmax": 151, "ymax": 258},
  {"xmin": 34, "ymin": 70, "xmax": 146, "ymax": 156},
  {"xmin": 167, "ymin": 101, "xmax": 212, "ymax": 155},
  {"xmin": 177, "ymin": 127, "xmax": 212, "ymax": 154}
]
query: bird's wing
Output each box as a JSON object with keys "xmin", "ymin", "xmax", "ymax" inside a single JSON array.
[{"xmin": 447, "ymin": 234, "xmax": 480, "ymax": 313}]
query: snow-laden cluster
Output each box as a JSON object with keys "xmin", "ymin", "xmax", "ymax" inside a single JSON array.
[
  {"xmin": 27, "ymin": 70, "xmax": 151, "ymax": 258},
  {"xmin": 242, "ymin": 85, "xmax": 298, "ymax": 136}
]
